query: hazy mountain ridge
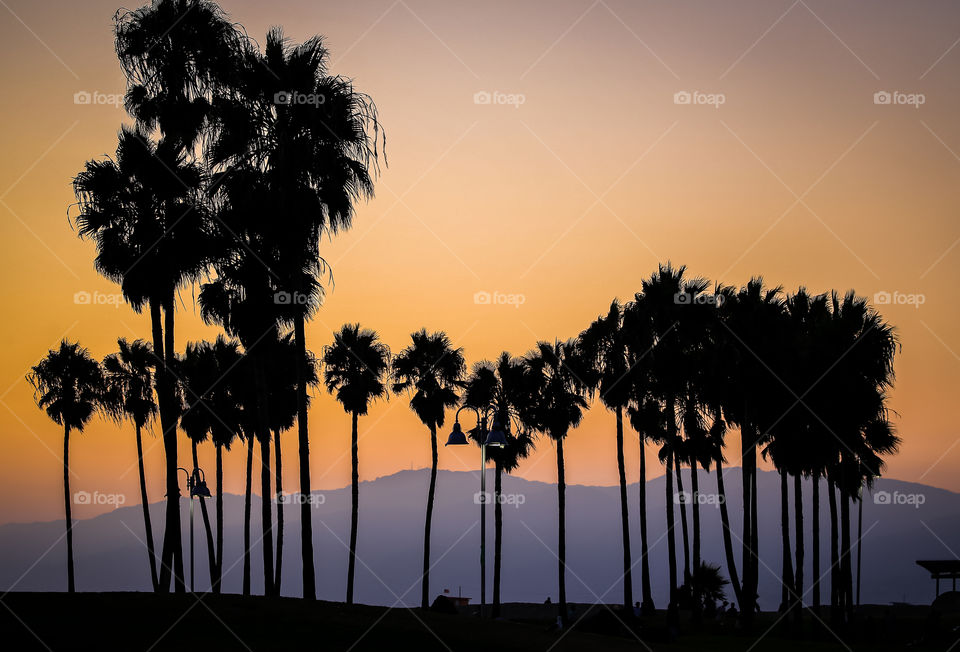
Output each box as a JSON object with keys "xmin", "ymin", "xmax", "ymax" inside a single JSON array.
[{"xmin": 2, "ymin": 468, "xmax": 957, "ymax": 607}]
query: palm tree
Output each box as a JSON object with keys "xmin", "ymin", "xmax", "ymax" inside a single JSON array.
[
  {"xmin": 27, "ymin": 341, "xmax": 104, "ymax": 593},
  {"xmin": 207, "ymin": 26, "xmax": 383, "ymax": 600},
  {"xmin": 392, "ymin": 329, "xmax": 465, "ymax": 609},
  {"xmin": 578, "ymin": 300, "xmax": 635, "ymax": 612},
  {"xmin": 462, "ymin": 353, "xmax": 536, "ymax": 618},
  {"xmin": 322, "ymin": 324, "xmax": 391, "ymax": 605},
  {"xmin": 622, "ymin": 296, "xmax": 661, "ymax": 615},
  {"xmin": 523, "ymin": 340, "xmax": 589, "ymax": 626},
  {"xmin": 102, "ymin": 338, "xmax": 160, "ymax": 591},
  {"xmin": 719, "ymin": 278, "xmax": 785, "ymax": 625},
  {"xmin": 112, "ymin": 0, "xmax": 240, "ymax": 591},
  {"xmin": 73, "ymin": 127, "xmax": 210, "ymax": 592}
]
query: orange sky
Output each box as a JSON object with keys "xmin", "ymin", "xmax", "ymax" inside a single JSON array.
[{"xmin": 1, "ymin": 0, "xmax": 959, "ymax": 524}]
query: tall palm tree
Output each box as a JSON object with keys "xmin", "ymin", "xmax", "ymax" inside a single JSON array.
[
  {"xmin": 392, "ymin": 329, "xmax": 465, "ymax": 609},
  {"xmin": 719, "ymin": 278, "xmax": 785, "ymax": 625},
  {"xmin": 578, "ymin": 300, "xmax": 635, "ymax": 611},
  {"xmin": 27, "ymin": 341, "xmax": 104, "ymax": 593},
  {"xmin": 462, "ymin": 353, "xmax": 536, "ymax": 618},
  {"xmin": 102, "ymin": 338, "xmax": 160, "ymax": 591},
  {"xmin": 322, "ymin": 324, "xmax": 391, "ymax": 605},
  {"xmin": 73, "ymin": 127, "xmax": 210, "ymax": 592},
  {"xmin": 112, "ymin": 0, "xmax": 240, "ymax": 591},
  {"xmin": 622, "ymin": 295, "xmax": 661, "ymax": 615},
  {"xmin": 524, "ymin": 340, "xmax": 589, "ymax": 626},
  {"xmin": 207, "ymin": 26, "xmax": 384, "ymax": 600}
]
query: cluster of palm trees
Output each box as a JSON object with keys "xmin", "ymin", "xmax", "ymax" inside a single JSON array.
[{"xmin": 26, "ymin": 0, "xmax": 899, "ymax": 631}]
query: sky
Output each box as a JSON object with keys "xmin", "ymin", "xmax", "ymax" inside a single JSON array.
[{"xmin": 0, "ymin": 0, "xmax": 959, "ymax": 524}]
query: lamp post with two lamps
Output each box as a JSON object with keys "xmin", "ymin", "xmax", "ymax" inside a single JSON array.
[
  {"xmin": 178, "ymin": 467, "xmax": 211, "ymax": 593},
  {"xmin": 445, "ymin": 405, "xmax": 507, "ymax": 618}
]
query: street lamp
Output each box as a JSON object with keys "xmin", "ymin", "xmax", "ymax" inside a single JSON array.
[
  {"xmin": 178, "ymin": 466, "xmax": 211, "ymax": 593},
  {"xmin": 445, "ymin": 405, "xmax": 505, "ymax": 618}
]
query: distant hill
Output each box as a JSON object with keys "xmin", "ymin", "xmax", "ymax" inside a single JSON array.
[{"xmin": 1, "ymin": 468, "xmax": 956, "ymax": 607}]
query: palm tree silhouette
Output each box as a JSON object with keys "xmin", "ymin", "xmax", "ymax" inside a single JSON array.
[
  {"xmin": 102, "ymin": 338, "xmax": 160, "ymax": 591},
  {"xmin": 392, "ymin": 329, "xmax": 465, "ymax": 609},
  {"xmin": 322, "ymin": 324, "xmax": 391, "ymax": 605},
  {"xmin": 462, "ymin": 352, "xmax": 536, "ymax": 618},
  {"xmin": 207, "ymin": 25, "xmax": 383, "ymax": 600},
  {"xmin": 578, "ymin": 300, "xmax": 635, "ymax": 612},
  {"xmin": 27, "ymin": 341, "xmax": 104, "ymax": 593},
  {"xmin": 73, "ymin": 127, "xmax": 210, "ymax": 593},
  {"xmin": 523, "ymin": 340, "xmax": 589, "ymax": 626}
]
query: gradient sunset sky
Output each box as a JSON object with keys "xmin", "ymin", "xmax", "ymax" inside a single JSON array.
[{"xmin": 1, "ymin": 0, "xmax": 958, "ymax": 524}]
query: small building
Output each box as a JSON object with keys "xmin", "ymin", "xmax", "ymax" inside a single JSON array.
[
  {"xmin": 916, "ymin": 559, "xmax": 960, "ymax": 598},
  {"xmin": 442, "ymin": 588, "xmax": 470, "ymax": 607}
]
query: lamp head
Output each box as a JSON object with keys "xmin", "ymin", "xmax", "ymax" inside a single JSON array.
[
  {"xmin": 445, "ymin": 421, "xmax": 468, "ymax": 446},
  {"xmin": 484, "ymin": 419, "xmax": 507, "ymax": 448}
]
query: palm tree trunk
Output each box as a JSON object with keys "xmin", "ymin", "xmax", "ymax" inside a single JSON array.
[
  {"xmin": 856, "ymin": 492, "xmax": 863, "ymax": 608},
  {"xmin": 163, "ymin": 301, "xmax": 185, "ymax": 593},
  {"xmin": 827, "ymin": 474, "xmax": 840, "ymax": 625},
  {"xmin": 214, "ymin": 444, "xmax": 223, "ymax": 594},
  {"xmin": 273, "ymin": 429, "xmax": 283, "ymax": 595},
  {"xmin": 794, "ymin": 472, "xmax": 804, "ymax": 623},
  {"xmin": 259, "ymin": 431, "xmax": 274, "ymax": 596},
  {"xmin": 740, "ymin": 417, "xmax": 757, "ymax": 627},
  {"xmin": 812, "ymin": 473, "xmax": 820, "ymax": 615},
  {"xmin": 638, "ymin": 435, "xmax": 654, "ymax": 614},
  {"xmin": 493, "ymin": 462, "xmax": 503, "ymax": 618},
  {"xmin": 347, "ymin": 412, "xmax": 359, "ymax": 605},
  {"xmin": 841, "ymin": 487, "xmax": 853, "ymax": 622},
  {"xmin": 253, "ymin": 355, "xmax": 275, "ymax": 597},
  {"xmin": 690, "ymin": 457, "xmax": 701, "ymax": 570},
  {"xmin": 556, "ymin": 435, "xmax": 568, "ymax": 626},
  {"xmin": 615, "ymin": 407, "xmax": 633, "ymax": 611},
  {"xmin": 135, "ymin": 423, "xmax": 159, "ymax": 591},
  {"xmin": 243, "ymin": 432, "xmax": 253, "ymax": 596},
  {"xmin": 191, "ymin": 440, "xmax": 216, "ymax": 591},
  {"xmin": 150, "ymin": 300, "xmax": 175, "ymax": 594},
  {"xmin": 715, "ymin": 455, "xmax": 742, "ymax": 607},
  {"xmin": 675, "ymin": 449, "xmax": 691, "ymax": 585},
  {"xmin": 63, "ymin": 424, "xmax": 75, "ymax": 593},
  {"xmin": 421, "ymin": 424, "xmax": 438, "ymax": 609},
  {"xmin": 293, "ymin": 314, "xmax": 316, "ymax": 601},
  {"xmin": 665, "ymin": 435, "xmax": 677, "ymax": 606},
  {"xmin": 779, "ymin": 470, "xmax": 794, "ymax": 611}
]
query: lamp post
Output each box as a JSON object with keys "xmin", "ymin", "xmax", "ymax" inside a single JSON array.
[
  {"xmin": 446, "ymin": 405, "xmax": 507, "ymax": 618},
  {"xmin": 178, "ymin": 466, "xmax": 212, "ymax": 593}
]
